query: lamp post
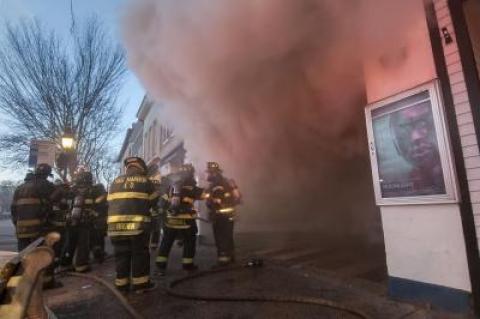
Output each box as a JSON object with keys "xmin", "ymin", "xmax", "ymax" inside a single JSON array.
[
  {"xmin": 61, "ymin": 130, "xmax": 74, "ymax": 151},
  {"xmin": 60, "ymin": 127, "xmax": 76, "ymax": 181}
]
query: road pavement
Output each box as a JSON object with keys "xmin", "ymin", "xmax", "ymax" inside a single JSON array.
[{"xmin": 0, "ymin": 217, "xmax": 17, "ymax": 252}]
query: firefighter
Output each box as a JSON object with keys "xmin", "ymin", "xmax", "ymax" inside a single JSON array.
[
  {"xmin": 148, "ymin": 175, "xmax": 162, "ymax": 250},
  {"xmin": 11, "ymin": 164, "xmax": 59, "ymax": 288},
  {"xmin": 107, "ymin": 157, "xmax": 158, "ymax": 293},
  {"xmin": 90, "ymin": 183, "xmax": 108, "ymax": 263},
  {"xmin": 48, "ymin": 179, "xmax": 72, "ymax": 265},
  {"xmin": 67, "ymin": 169, "xmax": 104, "ymax": 272},
  {"xmin": 156, "ymin": 163, "xmax": 204, "ymax": 275},
  {"xmin": 11, "ymin": 164, "xmax": 54, "ymax": 251},
  {"xmin": 205, "ymin": 162, "xmax": 242, "ymax": 266},
  {"xmin": 150, "ymin": 172, "xmax": 175, "ymax": 250}
]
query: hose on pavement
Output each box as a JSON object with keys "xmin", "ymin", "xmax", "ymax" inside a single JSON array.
[{"xmin": 165, "ymin": 264, "xmax": 372, "ymax": 319}]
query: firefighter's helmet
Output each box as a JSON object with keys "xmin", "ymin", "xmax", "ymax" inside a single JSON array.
[
  {"xmin": 179, "ymin": 163, "xmax": 195, "ymax": 174},
  {"xmin": 124, "ymin": 156, "xmax": 148, "ymax": 173},
  {"xmin": 35, "ymin": 163, "xmax": 52, "ymax": 177},
  {"xmin": 206, "ymin": 162, "xmax": 222, "ymax": 173},
  {"xmin": 176, "ymin": 163, "xmax": 195, "ymax": 180},
  {"xmin": 24, "ymin": 172, "xmax": 35, "ymax": 181}
]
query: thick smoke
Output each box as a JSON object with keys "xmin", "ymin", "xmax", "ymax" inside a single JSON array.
[{"xmin": 121, "ymin": 0, "xmax": 420, "ymax": 240}]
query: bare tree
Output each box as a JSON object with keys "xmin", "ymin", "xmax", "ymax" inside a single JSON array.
[
  {"xmin": 90, "ymin": 152, "xmax": 119, "ymax": 189},
  {"xmin": 0, "ymin": 17, "xmax": 126, "ymax": 175}
]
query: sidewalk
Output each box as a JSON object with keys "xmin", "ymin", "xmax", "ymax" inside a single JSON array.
[{"xmin": 45, "ymin": 239, "xmax": 475, "ymax": 319}]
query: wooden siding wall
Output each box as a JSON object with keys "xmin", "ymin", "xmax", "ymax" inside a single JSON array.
[{"xmin": 434, "ymin": 0, "xmax": 480, "ymax": 250}]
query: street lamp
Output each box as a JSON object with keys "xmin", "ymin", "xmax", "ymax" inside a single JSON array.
[
  {"xmin": 61, "ymin": 127, "xmax": 74, "ymax": 151},
  {"xmin": 59, "ymin": 127, "xmax": 76, "ymax": 181}
]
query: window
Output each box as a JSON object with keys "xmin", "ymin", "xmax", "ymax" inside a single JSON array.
[
  {"xmin": 144, "ymin": 133, "xmax": 148, "ymax": 160},
  {"xmin": 152, "ymin": 122, "xmax": 157, "ymax": 157}
]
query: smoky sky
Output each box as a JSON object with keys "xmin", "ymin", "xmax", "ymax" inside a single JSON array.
[{"xmin": 121, "ymin": 0, "xmax": 420, "ymax": 239}]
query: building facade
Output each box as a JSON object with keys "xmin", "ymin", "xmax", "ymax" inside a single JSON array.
[
  {"xmin": 117, "ymin": 120, "xmax": 144, "ymax": 173},
  {"xmin": 363, "ymin": 0, "xmax": 480, "ymax": 314},
  {"xmin": 136, "ymin": 96, "xmax": 186, "ymax": 179},
  {"xmin": 118, "ymin": 95, "xmax": 186, "ymax": 178}
]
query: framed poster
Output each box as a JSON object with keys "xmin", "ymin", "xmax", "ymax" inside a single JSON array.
[{"xmin": 365, "ymin": 81, "xmax": 458, "ymax": 205}]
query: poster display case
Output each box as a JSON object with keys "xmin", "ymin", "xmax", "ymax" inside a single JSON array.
[{"xmin": 365, "ymin": 81, "xmax": 458, "ymax": 205}]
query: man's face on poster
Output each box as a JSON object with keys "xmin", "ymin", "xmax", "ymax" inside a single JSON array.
[{"xmin": 390, "ymin": 103, "xmax": 439, "ymax": 169}]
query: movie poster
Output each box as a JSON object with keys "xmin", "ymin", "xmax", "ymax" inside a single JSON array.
[{"xmin": 371, "ymin": 90, "xmax": 446, "ymax": 198}]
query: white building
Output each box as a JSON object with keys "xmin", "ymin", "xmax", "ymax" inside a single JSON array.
[
  {"xmin": 117, "ymin": 120, "xmax": 144, "ymax": 173},
  {"xmin": 362, "ymin": 0, "xmax": 480, "ymax": 314},
  {"xmin": 118, "ymin": 95, "xmax": 186, "ymax": 178},
  {"xmin": 137, "ymin": 96, "xmax": 185, "ymax": 179}
]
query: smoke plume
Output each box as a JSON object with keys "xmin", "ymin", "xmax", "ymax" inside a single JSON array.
[{"xmin": 121, "ymin": 0, "xmax": 421, "ymax": 240}]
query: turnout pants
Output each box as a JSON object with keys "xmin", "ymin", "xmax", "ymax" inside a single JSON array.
[
  {"xmin": 90, "ymin": 227, "xmax": 106, "ymax": 263},
  {"xmin": 149, "ymin": 217, "xmax": 161, "ymax": 249},
  {"xmin": 212, "ymin": 214, "xmax": 235, "ymax": 264},
  {"xmin": 67, "ymin": 224, "xmax": 91, "ymax": 272},
  {"xmin": 111, "ymin": 232, "xmax": 151, "ymax": 290},
  {"xmin": 156, "ymin": 220, "xmax": 197, "ymax": 269}
]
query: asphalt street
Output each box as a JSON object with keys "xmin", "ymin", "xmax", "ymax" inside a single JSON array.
[{"xmin": 0, "ymin": 217, "xmax": 16, "ymax": 252}]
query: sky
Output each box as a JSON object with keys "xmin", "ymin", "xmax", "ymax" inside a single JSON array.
[{"xmin": 0, "ymin": 0, "xmax": 144, "ymax": 181}]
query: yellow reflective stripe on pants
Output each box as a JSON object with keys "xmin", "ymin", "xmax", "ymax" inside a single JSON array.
[
  {"xmin": 156, "ymin": 256, "xmax": 168, "ymax": 263},
  {"xmin": 165, "ymin": 224, "xmax": 191, "ymax": 229},
  {"xmin": 17, "ymin": 232, "xmax": 40, "ymax": 239},
  {"xmin": 132, "ymin": 276, "xmax": 149, "ymax": 285},
  {"xmin": 218, "ymin": 256, "xmax": 231, "ymax": 262},
  {"xmin": 75, "ymin": 265, "xmax": 90, "ymax": 272},
  {"xmin": 169, "ymin": 214, "xmax": 196, "ymax": 219},
  {"xmin": 107, "ymin": 215, "xmax": 151, "ymax": 223},
  {"xmin": 218, "ymin": 207, "xmax": 235, "ymax": 214},
  {"xmin": 115, "ymin": 278, "xmax": 129, "ymax": 287},
  {"xmin": 16, "ymin": 219, "xmax": 42, "ymax": 227},
  {"xmin": 182, "ymin": 258, "xmax": 193, "ymax": 264},
  {"xmin": 149, "ymin": 192, "xmax": 160, "ymax": 200},
  {"xmin": 95, "ymin": 195, "xmax": 107, "ymax": 203},
  {"xmin": 7, "ymin": 276, "xmax": 22, "ymax": 288},
  {"xmin": 182, "ymin": 197, "xmax": 194, "ymax": 204},
  {"xmin": 50, "ymin": 221, "xmax": 66, "ymax": 227},
  {"xmin": 107, "ymin": 192, "xmax": 150, "ymax": 201},
  {"xmin": 14, "ymin": 198, "xmax": 41, "ymax": 205},
  {"xmin": 84, "ymin": 199, "xmax": 94, "ymax": 204},
  {"xmin": 108, "ymin": 230, "xmax": 144, "ymax": 237}
]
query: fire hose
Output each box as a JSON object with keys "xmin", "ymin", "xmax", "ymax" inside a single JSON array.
[
  {"xmin": 65, "ymin": 264, "xmax": 370, "ymax": 319},
  {"xmin": 165, "ymin": 263, "xmax": 372, "ymax": 319},
  {"xmin": 64, "ymin": 260, "xmax": 424, "ymax": 319},
  {"xmin": 64, "ymin": 272, "xmax": 143, "ymax": 319}
]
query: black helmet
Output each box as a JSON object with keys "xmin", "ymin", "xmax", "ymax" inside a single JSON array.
[
  {"xmin": 24, "ymin": 172, "xmax": 35, "ymax": 181},
  {"xmin": 124, "ymin": 157, "xmax": 147, "ymax": 173},
  {"xmin": 35, "ymin": 163, "xmax": 52, "ymax": 177}
]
